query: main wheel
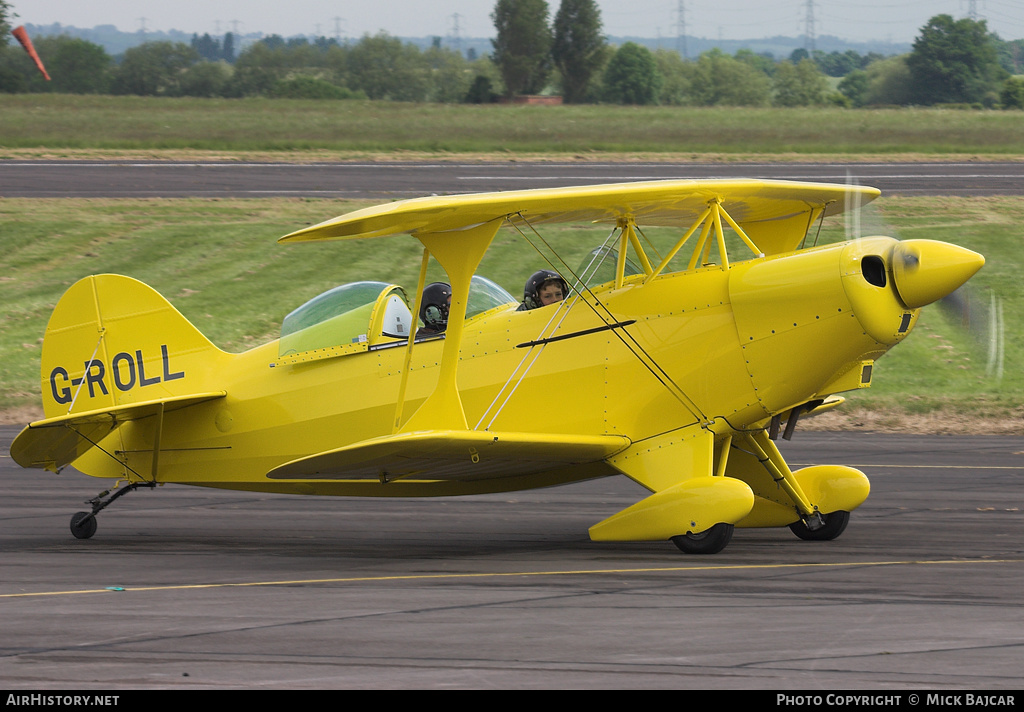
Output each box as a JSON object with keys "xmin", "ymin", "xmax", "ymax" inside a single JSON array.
[
  {"xmin": 789, "ymin": 510, "xmax": 850, "ymax": 541},
  {"xmin": 671, "ymin": 523, "xmax": 734, "ymax": 554},
  {"xmin": 70, "ymin": 511, "xmax": 97, "ymax": 540}
]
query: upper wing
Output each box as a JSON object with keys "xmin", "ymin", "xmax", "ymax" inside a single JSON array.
[{"xmin": 279, "ymin": 179, "xmax": 880, "ymax": 256}]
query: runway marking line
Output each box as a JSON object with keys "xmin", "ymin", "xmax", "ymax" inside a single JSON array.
[
  {"xmin": 794, "ymin": 464, "xmax": 1024, "ymax": 470},
  {"xmin": 2, "ymin": 558, "xmax": 1018, "ymax": 599}
]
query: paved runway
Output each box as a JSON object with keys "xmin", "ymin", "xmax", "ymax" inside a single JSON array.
[
  {"xmin": 3, "ymin": 161, "xmax": 1022, "ymax": 689},
  {"xmin": 2, "ymin": 426, "xmax": 1021, "ymax": 689},
  {"xmin": 2, "ymin": 161, "xmax": 1024, "ymax": 198}
]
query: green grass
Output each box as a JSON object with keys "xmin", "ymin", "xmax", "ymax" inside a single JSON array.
[
  {"xmin": 3, "ymin": 95, "xmax": 1024, "ymax": 155},
  {"xmin": 0, "ymin": 195, "xmax": 1019, "ymax": 419}
]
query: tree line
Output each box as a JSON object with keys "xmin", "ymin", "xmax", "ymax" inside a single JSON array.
[
  {"xmin": 1, "ymin": 0, "xmax": 1021, "ymax": 109},
  {"xmin": 489, "ymin": 1, "xmax": 1023, "ymax": 109}
]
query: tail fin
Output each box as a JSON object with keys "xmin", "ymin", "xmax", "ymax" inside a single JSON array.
[{"xmin": 40, "ymin": 274, "xmax": 227, "ymax": 419}]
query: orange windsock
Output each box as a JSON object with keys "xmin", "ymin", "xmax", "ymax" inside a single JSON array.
[{"xmin": 12, "ymin": 26, "xmax": 51, "ymax": 81}]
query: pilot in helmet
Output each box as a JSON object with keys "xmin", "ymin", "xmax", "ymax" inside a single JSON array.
[
  {"xmin": 417, "ymin": 282, "xmax": 451, "ymax": 336},
  {"xmin": 517, "ymin": 270, "xmax": 568, "ymax": 311}
]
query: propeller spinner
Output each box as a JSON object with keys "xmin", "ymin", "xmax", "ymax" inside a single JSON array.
[{"xmin": 891, "ymin": 239, "xmax": 986, "ymax": 309}]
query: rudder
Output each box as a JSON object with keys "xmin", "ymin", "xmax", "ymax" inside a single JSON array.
[{"xmin": 40, "ymin": 274, "xmax": 226, "ymax": 419}]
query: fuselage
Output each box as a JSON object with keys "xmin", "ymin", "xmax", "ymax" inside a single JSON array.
[{"xmin": 69, "ymin": 235, "xmax": 922, "ymax": 495}]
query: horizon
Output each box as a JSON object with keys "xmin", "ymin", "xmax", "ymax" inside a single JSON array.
[
  {"xmin": 15, "ymin": 1, "xmax": 1024, "ymax": 46},
  {"xmin": 19, "ymin": 20, "xmax": 916, "ymax": 49}
]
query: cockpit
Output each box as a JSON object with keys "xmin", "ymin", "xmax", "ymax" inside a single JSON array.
[{"xmin": 277, "ymin": 276, "xmax": 516, "ymax": 365}]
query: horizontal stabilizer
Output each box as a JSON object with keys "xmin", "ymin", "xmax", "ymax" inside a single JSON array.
[
  {"xmin": 267, "ymin": 430, "xmax": 631, "ymax": 482},
  {"xmin": 10, "ymin": 392, "xmax": 226, "ymax": 471}
]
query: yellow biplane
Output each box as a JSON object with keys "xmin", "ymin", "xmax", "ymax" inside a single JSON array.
[{"xmin": 10, "ymin": 180, "xmax": 984, "ymax": 554}]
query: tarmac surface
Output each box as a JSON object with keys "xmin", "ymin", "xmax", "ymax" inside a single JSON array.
[
  {"xmin": 1, "ymin": 426, "xmax": 1021, "ymax": 689},
  {"xmin": 2, "ymin": 162, "xmax": 1022, "ymax": 689},
  {"xmin": 3, "ymin": 160, "xmax": 1024, "ymax": 198}
]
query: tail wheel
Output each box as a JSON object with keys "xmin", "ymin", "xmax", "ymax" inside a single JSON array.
[
  {"xmin": 671, "ymin": 523, "xmax": 734, "ymax": 554},
  {"xmin": 70, "ymin": 511, "xmax": 97, "ymax": 540},
  {"xmin": 789, "ymin": 510, "xmax": 850, "ymax": 541}
]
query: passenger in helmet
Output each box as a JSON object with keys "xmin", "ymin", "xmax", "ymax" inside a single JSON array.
[
  {"xmin": 417, "ymin": 282, "xmax": 451, "ymax": 336},
  {"xmin": 517, "ymin": 270, "xmax": 568, "ymax": 311}
]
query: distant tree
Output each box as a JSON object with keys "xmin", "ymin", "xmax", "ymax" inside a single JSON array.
[
  {"xmin": 313, "ymin": 36, "xmax": 338, "ymax": 52},
  {"xmin": 772, "ymin": 58, "xmax": 829, "ymax": 106},
  {"xmin": 322, "ymin": 43, "xmax": 350, "ymax": 87},
  {"xmin": 602, "ymin": 42, "xmax": 661, "ymax": 105},
  {"xmin": 178, "ymin": 61, "xmax": 231, "ymax": 97},
  {"xmin": 551, "ymin": 0, "xmax": 606, "ymax": 103},
  {"xmin": 226, "ymin": 42, "xmax": 285, "ymax": 96},
  {"xmin": 688, "ymin": 48, "xmax": 771, "ymax": 106},
  {"xmin": 467, "ymin": 54, "xmax": 506, "ymax": 99},
  {"xmin": 191, "ymin": 33, "xmax": 222, "ymax": 62},
  {"xmin": 28, "ymin": 36, "xmax": 111, "ymax": 93},
  {"xmin": 0, "ymin": 0, "xmax": 18, "ymax": 90},
  {"xmin": 0, "ymin": 45, "xmax": 26, "ymax": 92},
  {"xmin": 465, "ymin": 74, "xmax": 498, "ymax": 103},
  {"xmin": 345, "ymin": 33, "xmax": 429, "ymax": 101},
  {"xmin": 110, "ymin": 41, "xmax": 199, "ymax": 96},
  {"xmin": 862, "ymin": 55, "xmax": 913, "ymax": 106},
  {"xmin": 653, "ymin": 48, "xmax": 692, "ymax": 105},
  {"xmin": 813, "ymin": 49, "xmax": 864, "ymax": 77},
  {"xmin": 997, "ymin": 38, "xmax": 1023, "ymax": 74},
  {"xmin": 734, "ymin": 48, "xmax": 775, "ymax": 77},
  {"xmin": 1001, "ymin": 76, "xmax": 1024, "ymax": 109},
  {"xmin": 907, "ymin": 14, "xmax": 1007, "ymax": 105},
  {"xmin": 0, "ymin": 0, "xmax": 16, "ymax": 46},
  {"xmin": 491, "ymin": 0, "xmax": 553, "ymax": 97},
  {"xmin": 838, "ymin": 68, "xmax": 869, "ymax": 107},
  {"xmin": 424, "ymin": 45, "xmax": 472, "ymax": 103},
  {"xmin": 261, "ymin": 35, "xmax": 286, "ymax": 50},
  {"xmin": 222, "ymin": 32, "xmax": 235, "ymax": 63}
]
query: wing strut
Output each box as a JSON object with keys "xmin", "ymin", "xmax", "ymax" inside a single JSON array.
[
  {"xmin": 396, "ymin": 220, "xmax": 503, "ymax": 434},
  {"xmin": 647, "ymin": 205, "xmax": 713, "ymax": 282},
  {"xmin": 680, "ymin": 200, "xmax": 765, "ymax": 273},
  {"xmin": 393, "ymin": 247, "xmax": 432, "ymax": 432}
]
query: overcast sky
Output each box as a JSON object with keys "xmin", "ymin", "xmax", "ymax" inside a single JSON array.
[{"xmin": 15, "ymin": 1, "xmax": 1024, "ymax": 44}]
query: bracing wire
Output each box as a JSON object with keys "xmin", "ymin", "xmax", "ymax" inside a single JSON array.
[
  {"xmin": 504, "ymin": 213, "xmax": 709, "ymax": 424},
  {"xmin": 473, "ymin": 219, "xmax": 621, "ymax": 430}
]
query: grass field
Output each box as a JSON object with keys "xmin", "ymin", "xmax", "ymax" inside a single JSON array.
[
  {"xmin": 0, "ymin": 195, "xmax": 1018, "ymax": 429},
  {"xmin": 3, "ymin": 95, "xmax": 1024, "ymax": 157},
  {"xmin": 1, "ymin": 95, "xmax": 1020, "ymax": 428}
]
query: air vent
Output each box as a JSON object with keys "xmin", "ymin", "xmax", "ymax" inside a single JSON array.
[{"xmin": 861, "ymin": 255, "xmax": 887, "ymax": 288}]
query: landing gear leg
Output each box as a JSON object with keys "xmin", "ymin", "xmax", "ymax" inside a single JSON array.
[{"xmin": 69, "ymin": 482, "xmax": 156, "ymax": 540}]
